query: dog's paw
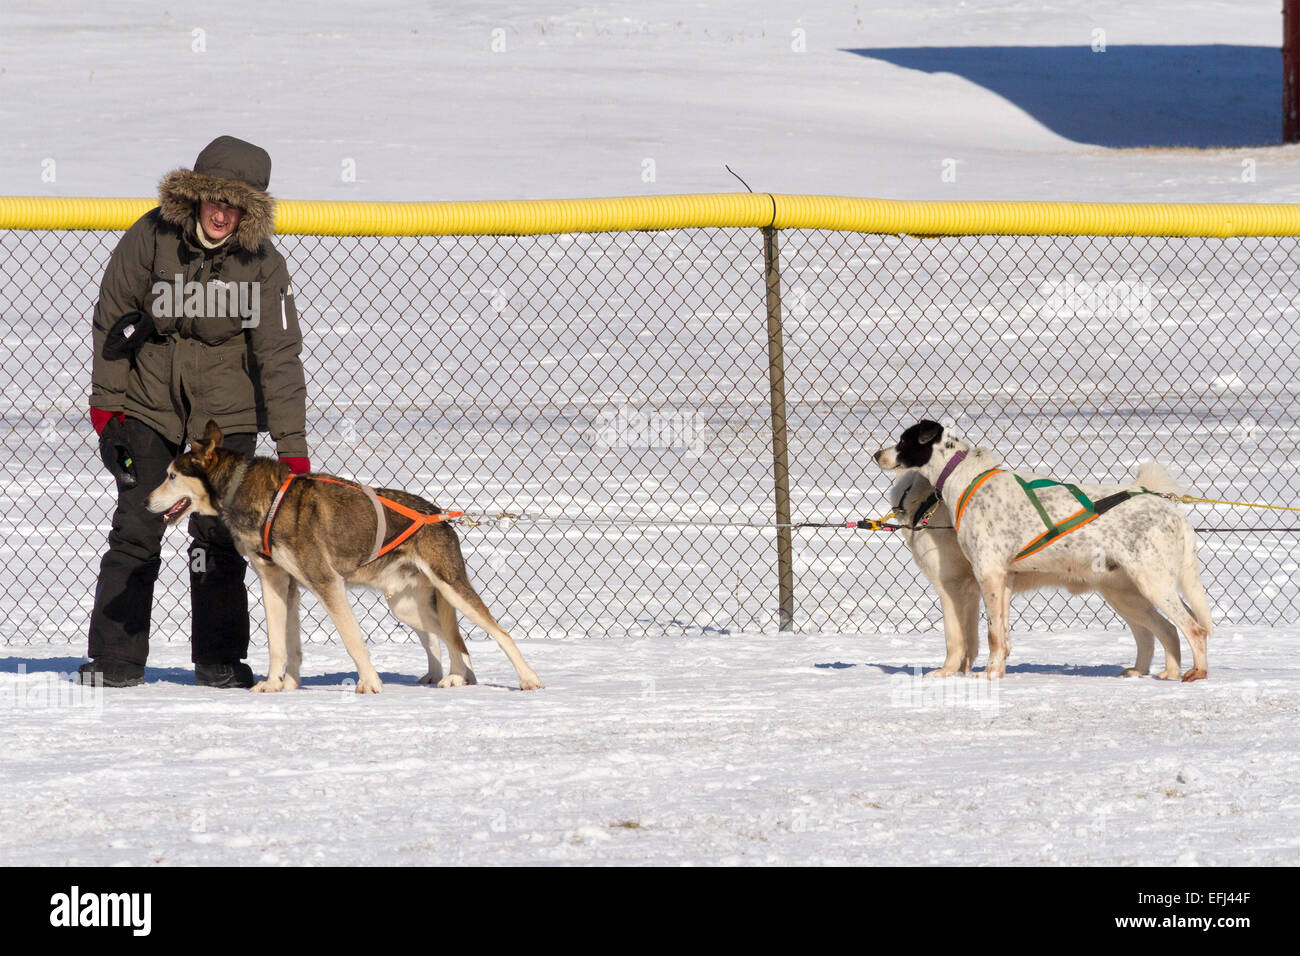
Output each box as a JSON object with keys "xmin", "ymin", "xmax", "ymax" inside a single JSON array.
[
  {"xmin": 418, "ymin": 671, "xmax": 441, "ymax": 685},
  {"xmin": 926, "ymin": 667, "xmax": 959, "ymax": 679},
  {"xmin": 1156, "ymin": 667, "xmax": 1181, "ymax": 680},
  {"xmin": 984, "ymin": 663, "xmax": 1006, "ymax": 680},
  {"xmin": 1181, "ymin": 667, "xmax": 1208, "ymax": 683},
  {"xmin": 251, "ymin": 677, "xmax": 284, "ymax": 693},
  {"xmin": 518, "ymin": 675, "xmax": 544, "ymax": 691},
  {"xmin": 1121, "ymin": 666, "xmax": 1147, "ymax": 678},
  {"xmin": 356, "ymin": 674, "xmax": 383, "ymax": 694},
  {"xmin": 282, "ymin": 675, "xmax": 300, "ymax": 691},
  {"xmin": 437, "ymin": 674, "xmax": 468, "ymax": 687}
]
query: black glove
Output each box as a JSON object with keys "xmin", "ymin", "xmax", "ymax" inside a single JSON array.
[
  {"xmin": 99, "ymin": 417, "xmax": 137, "ymax": 489},
  {"xmin": 102, "ymin": 310, "xmax": 157, "ymax": 361}
]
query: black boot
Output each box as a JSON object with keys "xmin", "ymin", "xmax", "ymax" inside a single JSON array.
[
  {"xmin": 195, "ymin": 662, "xmax": 255, "ymax": 689},
  {"xmin": 76, "ymin": 659, "xmax": 145, "ymax": 688}
]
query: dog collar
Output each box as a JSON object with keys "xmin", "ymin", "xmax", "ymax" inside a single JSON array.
[
  {"xmin": 221, "ymin": 460, "xmax": 249, "ymax": 513},
  {"xmin": 933, "ymin": 450, "xmax": 967, "ymax": 499}
]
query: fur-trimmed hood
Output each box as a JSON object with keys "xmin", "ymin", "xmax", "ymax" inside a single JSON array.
[{"xmin": 158, "ymin": 136, "xmax": 275, "ymax": 253}]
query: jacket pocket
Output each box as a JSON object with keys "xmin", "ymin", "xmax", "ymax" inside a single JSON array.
[
  {"xmin": 124, "ymin": 338, "xmax": 176, "ymax": 431},
  {"xmin": 126, "ymin": 340, "xmax": 174, "ymax": 415},
  {"xmin": 199, "ymin": 345, "xmax": 257, "ymax": 418}
]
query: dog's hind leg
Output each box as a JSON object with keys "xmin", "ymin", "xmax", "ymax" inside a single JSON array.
[
  {"xmin": 316, "ymin": 576, "xmax": 383, "ymax": 694},
  {"xmin": 252, "ymin": 562, "xmax": 293, "ymax": 692},
  {"xmin": 1100, "ymin": 584, "xmax": 1155, "ymax": 676},
  {"xmin": 429, "ymin": 570, "xmax": 542, "ymax": 690},
  {"xmin": 978, "ymin": 570, "xmax": 1011, "ymax": 680},
  {"xmin": 434, "ymin": 591, "xmax": 477, "ymax": 687},
  {"xmin": 1147, "ymin": 610, "xmax": 1182, "ymax": 681},
  {"xmin": 387, "ymin": 586, "xmax": 478, "ymax": 687},
  {"xmin": 1128, "ymin": 569, "xmax": 1208, "ymax": 682},
  {"xmin": 417, "ymin": 628, "xmax": 444, "ymax": 686},
  {"xmin": 1102, "ymin": 584, "xmax": 1181, "ymax": 679},
  {"xmin": 386, "ymin": 586, "xmax": 443, "ymax": 686}
]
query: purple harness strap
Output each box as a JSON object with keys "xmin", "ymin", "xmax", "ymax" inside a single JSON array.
[{"xmin": 933, "ymin": 450, "xmax": 968, "ymax": 499}]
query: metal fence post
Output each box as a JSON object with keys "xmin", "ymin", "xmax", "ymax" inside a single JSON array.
[
  {"xmin": 762, "ymin": 225, "xmax": 796, "ymax": 631},
  {"xmin": 1287, "ymin": 0, "xmax": 1300, "ymax": 142}
]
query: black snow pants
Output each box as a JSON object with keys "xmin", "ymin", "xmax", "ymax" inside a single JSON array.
[{"xmin": 87, "ymin": 418, "xmax": 256, "ymax": 666}]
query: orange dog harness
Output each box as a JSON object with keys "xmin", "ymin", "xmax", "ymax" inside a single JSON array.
[{"xmin": 259, "ymin": 474, "xmax": 461, "ymax": 564}]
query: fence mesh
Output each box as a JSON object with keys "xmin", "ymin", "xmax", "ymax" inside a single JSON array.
[{"xmin": 2, "ymin": 224, "xmax": 1298, "ymax": 648}]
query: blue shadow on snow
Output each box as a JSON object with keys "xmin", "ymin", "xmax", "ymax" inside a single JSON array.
[{"xmin": 844, "ymin": 45, "xmax": 1281, "ymax": 147}]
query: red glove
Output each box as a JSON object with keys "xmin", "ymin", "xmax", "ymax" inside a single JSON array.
[
  {"xmin": 90, "ymin": 408, "xmax": 124, "ymax": 436},
  {"xmin": 281, "ymin": 457, "xmax": 310, "ymax": 475}
]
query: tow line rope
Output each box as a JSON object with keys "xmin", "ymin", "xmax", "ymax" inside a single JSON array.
[
  {"xmin": 1160, "ymin": 492, "xmax": 1300, "ymax": 513},
  {"xmin": 444, "ymin": 492, "xmax": 1298, "ymax": 534},
  {"xmin": 447, "ymin": 499, "xmax": 948, "ymax": 532}
]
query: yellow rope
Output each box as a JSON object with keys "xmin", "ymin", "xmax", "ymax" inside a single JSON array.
[{"xmin": 1165, "ymin": 493, "xmax": 1300, "ymax": 513}]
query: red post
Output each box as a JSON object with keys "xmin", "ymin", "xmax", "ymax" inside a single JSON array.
[{"xmin": 1286, "ymin": 0, "xmax": 1300, "ymax": 141}]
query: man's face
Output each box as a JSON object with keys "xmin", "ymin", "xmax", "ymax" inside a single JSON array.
[{"xmin": 198, "ymin": 199, "xmax": 243, "ymax": 242}]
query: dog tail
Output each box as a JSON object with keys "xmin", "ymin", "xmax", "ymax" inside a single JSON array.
[{"xmin": 1134, "ymin": 460, "xmax": 1184, "ymax": 496}]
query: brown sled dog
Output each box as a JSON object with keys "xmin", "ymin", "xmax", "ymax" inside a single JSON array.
[{"xmin": 147, "ymin": 421, "xmax": 543, "ymax": 693}]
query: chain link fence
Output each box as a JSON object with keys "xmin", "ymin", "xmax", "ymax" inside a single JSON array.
[{"xmin": 3, "ymin": 220, "xmax": 1298, "ymax": 647}]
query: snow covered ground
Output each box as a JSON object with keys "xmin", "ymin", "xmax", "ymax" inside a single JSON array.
[
  {"xmin": 2, "ymin": 0, "xmax": 1299, "ymax": 203},
  {"xmin": 3, "ymin": 628, "xmax": 1297, "ymax": 866}
]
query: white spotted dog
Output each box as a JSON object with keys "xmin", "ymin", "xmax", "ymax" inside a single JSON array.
[
  {"xmin": 885, "ymin": 469, "xmax": 1182, "ymax": 679},
  {"xmin": 875, "ymin": 421, "xmax": 1212, "ymax": 682}
]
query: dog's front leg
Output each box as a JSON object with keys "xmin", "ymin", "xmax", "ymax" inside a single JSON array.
[
  {"xmin": 317, "ymin": 577, "xmax": 383, "ymax": 694},
  {"xmin": 931, "ymin": 582, "xmax": 972, "ymax": 678},
  {"xmin": 283, "ymin": 578, "xmax": 302, "ymax": 690},
  {"xmin": 252, "ymin": 562, "xmax": 293, "ymax": 692},
  {"xmin": 979, "ymin": 570, "xmax": 1011, "ymax": 680}
]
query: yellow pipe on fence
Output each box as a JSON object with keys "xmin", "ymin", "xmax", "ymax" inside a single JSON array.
[{"xmin": 6, "ymin": 193, "xmax": 1300, "ymax": 237}]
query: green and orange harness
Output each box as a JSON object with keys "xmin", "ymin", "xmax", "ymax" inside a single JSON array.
[{"xmin": 948, "ymin": 459, "xmax": 1158, "ymax": 562}]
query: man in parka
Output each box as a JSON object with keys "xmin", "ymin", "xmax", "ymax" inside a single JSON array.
[{"xmin": 81, "ymin": 135, "xmax": 310, "ymax": 688}]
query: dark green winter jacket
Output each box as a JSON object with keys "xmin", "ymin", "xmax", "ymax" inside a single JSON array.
[{"xmin": 89, "ymin": 136, "xmax": 308, "ymax": 458}]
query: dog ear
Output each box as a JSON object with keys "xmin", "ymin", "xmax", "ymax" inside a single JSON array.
[
  {"xmin": 188, "ymin": 421, "xmax": 223, "ymax": 469},
  {"xmin": 915, "ymin": 420, "xmax": 944, "ymax": 445}
]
